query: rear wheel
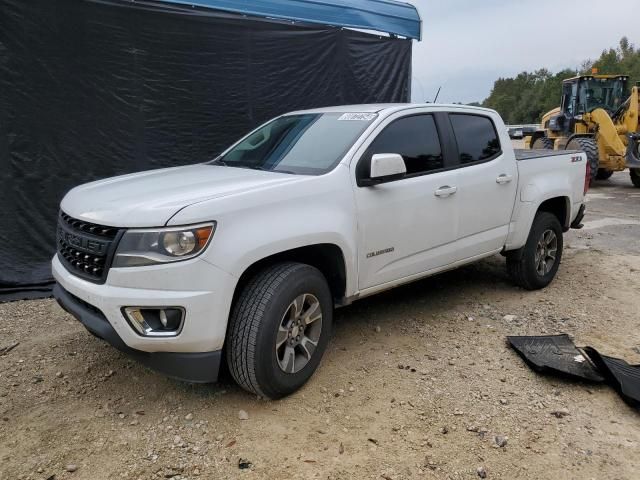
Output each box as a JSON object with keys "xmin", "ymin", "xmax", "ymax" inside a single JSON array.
[
  {"xmin": 596, "ymin": 168, "xmax": 614, "ymax": 180},
  {"xmin": 567, "ymin": 137, "xmax": 598, "ymax": 185},
  {"xmin": 507, "ymin": 212, "xmax": 563, "ymax": 290},
  {"xmin": 532, "ymin": 136, "xmax": 554, "ymax": 150},
  {"xmin": 226, "ymin": 262, "xmax": 333, "ymax": 399},
  {"xmin": 631, "ymin": 169, "xmax": 640, "ymax": 188}
]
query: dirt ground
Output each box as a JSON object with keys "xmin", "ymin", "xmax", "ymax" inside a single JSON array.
[{"xmin": 2, "ymin": 172, "xmax": 640, "ymax": 480}]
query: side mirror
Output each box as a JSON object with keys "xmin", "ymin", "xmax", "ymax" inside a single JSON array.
[{"xmin": 367, "ymin": 153, "xmax": 406, "ymax": 185}]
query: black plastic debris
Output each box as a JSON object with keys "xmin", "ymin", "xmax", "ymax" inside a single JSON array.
[
  {"xmin": 508, "ymin": 335, "xmax": 640, "ymax": 410},
  {"xmin": 238, "ymin": 458, "xmax": 253, "ymax": 470},
  {"xmin": 583, "ymin": 347, "xmax": 640, "ymax": 408},
  {"xmin": 507, "ymin": 334, "xmax": 605, "ymax": 382}
]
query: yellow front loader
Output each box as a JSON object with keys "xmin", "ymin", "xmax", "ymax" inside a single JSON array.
[{"xmin": 526, "ymin": 74, "xmax": 640, "ymax": 186}]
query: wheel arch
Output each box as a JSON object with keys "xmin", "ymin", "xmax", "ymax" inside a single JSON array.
[
  {"xmin": 505, "ymin": 194, "xmax": 571, "ymax": 255},
  {"xmin": 529, "ymin": 131, "xmax": 547, "ymax": 146},
  {"xmin": 537, "ymin": 196, "xmax": 571, "ymax": 231},
  {"xmin": 232, "ymin": 243, "xmax": 348, "ymax": 309},
  {"xmin": 564, "ymin": 133, "xmax": 595, "ymax": 148}
]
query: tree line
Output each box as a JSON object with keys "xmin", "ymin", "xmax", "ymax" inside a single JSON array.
[{"xmin": 478, "ymin": 37, "xmax": 640, "ymax": 124}]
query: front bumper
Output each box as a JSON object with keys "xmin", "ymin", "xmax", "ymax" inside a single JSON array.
[
  {"xmin": 52, "ymin": 253, "xmax": 239, "ymax": 382},
  {"xmin": 52, "ymin": 254, "xmax": 236, "ymax": 353},
  {"xmin": 53, "ymin": 283, "xmax": 221, "ymax": 382}
]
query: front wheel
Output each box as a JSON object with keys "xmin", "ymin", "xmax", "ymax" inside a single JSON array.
[
  {"xmin": 507, "ymin": 212, "xmax": 563, "ymax": 290},
  {"xmin": 532, "ymin": 136, "xmax": 554, "ymax": 150},
  {"xmin": 631, "ymin": 169, "xmax": 640, "ymax": 188},
  {"xmin": 226, "ymin": 262, "xmax": 333, "ymax": 399}
]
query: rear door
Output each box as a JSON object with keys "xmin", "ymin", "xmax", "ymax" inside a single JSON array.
[
  {"xmin": 352, "ymin": 111, "xmax": 459, "ymax": 290},
  {"xmin": 446, "ymin": 112, "xmax": 518, "ymax": 259}
]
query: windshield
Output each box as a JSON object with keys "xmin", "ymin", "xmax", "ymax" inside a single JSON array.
[
  {"xmin": 210, "ymin": 112, "xmax": 377, "ymax": 175},
  {"xmin": 578, "ymin": 78, "xmax": 627, "ymax": 113}
]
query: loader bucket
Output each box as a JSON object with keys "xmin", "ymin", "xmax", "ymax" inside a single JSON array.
[{"xmin": 626, "ymin": 132, "xmax": 640, "ymax": 168}]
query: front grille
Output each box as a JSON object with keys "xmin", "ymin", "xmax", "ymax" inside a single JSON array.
[{"xmin": 57, "ymin": 212, "xmax": 122, "ymax": 283}]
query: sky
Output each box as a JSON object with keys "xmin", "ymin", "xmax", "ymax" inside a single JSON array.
[{"xmin": 406, "ymin": 0, "xmax": 640, "ymax": 104}]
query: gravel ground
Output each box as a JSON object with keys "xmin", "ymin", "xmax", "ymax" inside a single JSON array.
[{"xmin": 1, "ymin": 172, "xmax": 640, "ymax": 480}]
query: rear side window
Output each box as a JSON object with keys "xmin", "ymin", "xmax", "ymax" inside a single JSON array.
[
  {"xmin": 449, "ymin": 114, "xmax": 501, "ymax": 164},
  {"xmin": 359, "ymin": 114, "xmax": 443, "ymax": 178}
]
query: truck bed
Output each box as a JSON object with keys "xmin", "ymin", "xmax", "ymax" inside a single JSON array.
[{"xmin": 515, "ymin": 149, "xmax": 582, "ymax": 161}]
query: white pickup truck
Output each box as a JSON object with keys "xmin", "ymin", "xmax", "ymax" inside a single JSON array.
[{"xmin": 53, "ymin": 104, "xmax": 589, "ymax": 398}]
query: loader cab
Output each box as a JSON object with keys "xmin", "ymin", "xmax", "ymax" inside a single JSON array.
[{"xmin": 563, "ymin": 75, "xmax": 629, "ymax": 117}]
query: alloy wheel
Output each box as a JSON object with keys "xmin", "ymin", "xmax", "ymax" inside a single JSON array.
[
  {"xmin": 535, "ymin": 229, "xmax": 558, "ymax": 276},
  {"xmin": 275, "ymin": 293, "xmax": 323, "ymax": 374}
]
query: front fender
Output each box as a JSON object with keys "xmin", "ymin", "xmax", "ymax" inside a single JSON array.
[
  {"xmin": 167, "ymin": 169, "xmax": 359, "ymax": 297},
  {"xmin": 224, "ymin": 232, "xmax": 355, "ymax": 289}
]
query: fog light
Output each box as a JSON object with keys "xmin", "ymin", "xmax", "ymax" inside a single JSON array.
[{"xmin": 123, "ymin": 307, "xmax": 185, "ymax": 337}]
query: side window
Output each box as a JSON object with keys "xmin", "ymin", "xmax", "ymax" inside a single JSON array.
[
  {"xmin": 358, "ymin": 114, "xmax": 443, "ymax": 179},
  {"xmin": 561, "ymin": 83, "xmax": 574, "ymax": 116},
  {"xmin": 449, "ymin": 114, "xmax": 502, "ymax": 164}
]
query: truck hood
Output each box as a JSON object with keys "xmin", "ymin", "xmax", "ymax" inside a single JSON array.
[{"xmin": 61, "ymin": 164, "xmax": 300, "ymax": 227}]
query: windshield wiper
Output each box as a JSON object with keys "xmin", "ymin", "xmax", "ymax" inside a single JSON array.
[
  {"xmin": 212, "ymin": 160, "xmax": 296, "ymax": 175},
  {"xmin": 252, "ymin": 166, "xmax": 296, "ymax": 175},
  {"xmin": 239, "ymin": 164, "xmax": 297, "ymax": 175}
]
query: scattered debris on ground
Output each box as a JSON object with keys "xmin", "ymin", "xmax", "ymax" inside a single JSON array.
[{"xmin": 509, "ymin": 334, "xmax": 640, "ymax": 407}]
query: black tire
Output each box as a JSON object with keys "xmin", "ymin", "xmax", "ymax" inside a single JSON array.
[
  {"xmin": 631, "ymin": 169, "xmax": 640, "ymax": 188},
  {"xmin": 507, "ymin": 212, "xmax": 563, "ymax": 290},
  {"xmin": 226, "ymin": 262, "xmax": 333, "ymax": 399},
  {"xmin": 596, "ymin": 168, "xmax": 614, "ymax": 180},
  {"xmin": 566, "ymin": 137, "xmax": 598, "ymax": 185},
  {"xmin": 532, "ymin": 136, "xmax": 554, "ymax": 150}
]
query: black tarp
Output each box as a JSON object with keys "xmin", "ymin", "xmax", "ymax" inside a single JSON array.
[{"xmin": 0, "ymin": 0, "xmax": 412, "ymax": 301}]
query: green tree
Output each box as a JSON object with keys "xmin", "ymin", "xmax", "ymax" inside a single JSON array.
[{"xmin": 481, "ymin": 37, "xmax": 640, "ymax": 123}]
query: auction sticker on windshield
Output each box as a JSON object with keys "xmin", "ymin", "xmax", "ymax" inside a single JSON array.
[{"xmin": 338, "ymin": 113, "xmax": 377, "ymax": 121}]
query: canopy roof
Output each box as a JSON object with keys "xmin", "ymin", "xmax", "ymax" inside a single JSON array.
[{"xmin": 159, "ymin": 0, "xmax": 422, "ymax": 40}]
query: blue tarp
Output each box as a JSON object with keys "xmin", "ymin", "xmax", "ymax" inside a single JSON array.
[{"xmin": 158, "ymin": 0, "xmax": 422, "ymax": 40}]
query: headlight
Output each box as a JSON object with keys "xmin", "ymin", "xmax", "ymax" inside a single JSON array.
[{"xmin": 113, "ymin": 222, "xmax": 215, "ymax": 268}]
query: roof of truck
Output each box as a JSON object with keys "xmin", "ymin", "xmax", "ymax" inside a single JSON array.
[
  {"xmin": 289, "ymin": 104, "xmax": 409, "ymax": 114},
  {"xmin": 287, "ymin": 103, "xmax": 498, "ymax": 115}
]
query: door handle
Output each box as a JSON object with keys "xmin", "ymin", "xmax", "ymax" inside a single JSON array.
[
  {"xmin": 496, "ymin": 174, "xmax": 513, "ymax": 184},
  {"xmin": 434, "ymin": 185, "xmax": 457, "ymax": 197}
]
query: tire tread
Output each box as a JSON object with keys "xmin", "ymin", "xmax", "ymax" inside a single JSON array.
[
  {"xmin": 567, "ymin": 137, "xmax": 598, "ymax": 184},
  {"xmin": 532, "ymin": 137, "xmax": 554, "ymax": 150},
  {"xmin": 226, "ymin": 262, "xmax": 309, "ymax": 397},
  {"xmin": 507, "ymin": 212, "xmax": 562, "ymax": 290}
]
